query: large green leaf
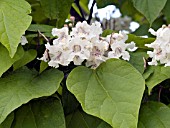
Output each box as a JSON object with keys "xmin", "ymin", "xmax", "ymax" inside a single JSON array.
[
  {"xmin": 138, "ymin": 102, "xmax": 170, "ymax": 128},
  {"xmin": 0, "ymin": 0, "xmax": 32, "ymax": 57},
  {"xmin": 0, "ymin": 113, "xmax": 14, "ymax": 128},
  {"xmin": 0, "ymin": 67, "xmax": 64, "ymax": 124},
  {"xmin": 13, "ymin": 49, "xmax": 37, "ymax": 70},
  {"xmin": 13, "ymin": 98, "xmax": 66, "ymax": 128},
  {"xmin": 132, "ymin": 0, "xmax": 167, "ymax": 25},
  {"xmin": 0, "ymin": 44, "xmax": 24, "ymax": 77},
  {"xmin": 40, "ymin": 0, "xmax": 74, "ymax": 28},
  {"xmin": 144, "ymin": 65, "xmax": 170, "ymax": 94},
  {"xmin": 96, "ymin": 0, "xmax": 118, "ymax": 8},
  {"xmin": 66, "ymin": 110, "xmax": 112, "ymax": 128},
  {"xmin": 67, "ymin": 59, "xmax": 145, "ymax": 128}
]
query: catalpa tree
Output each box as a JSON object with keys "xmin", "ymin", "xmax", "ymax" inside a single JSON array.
[{"xmin": 0, "ymin": 0, "xmax": 170, "ymax": 128}]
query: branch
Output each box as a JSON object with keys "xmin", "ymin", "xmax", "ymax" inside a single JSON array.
[
  {"xmin": 87, "ymin": 0, "xmax": 96, "ymax": 24},
  {"xmin": 74, "ymin": 0, "xmax": 86, "ymax": 21}
]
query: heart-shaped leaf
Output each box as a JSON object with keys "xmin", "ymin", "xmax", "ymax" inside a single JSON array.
[
  {"xmin": 0, "ymin": 67, "xmax": 63, "ymax": 124},
  {"xmin": 67, "ymin": 59, "xmax": 145, "ymax": 127}
]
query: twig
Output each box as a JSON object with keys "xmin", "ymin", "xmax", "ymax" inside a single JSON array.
[
  {"xmin": 38, "ymin": 30, "xmax": 49, "ymax": 42},
  {"xmin": 87, "ymin": 0, "xmax": 96, "ymax": 24},
  {"xmin": 74, "ymin": 0, "xmax": 86, "ymax": 21}
]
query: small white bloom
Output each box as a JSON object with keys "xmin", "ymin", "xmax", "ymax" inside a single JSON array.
[
  {"xmin": 20, "ymin": 36, "xmax": 28, "ymax": 45},
  {"xmin": 126, "ymin": 41, "xmax": 138, "ymax": 51},
  {"xmin": 45, "ymin": 43, "xmax": 70, "ymax": 67},
  {"xmin": 90, "ymin": 22, "xmax": 102, "ymax": 37},
  {"xmin": 108, "ymin": 40, "xmax": 130, "ymax": 60},
  {"xmin": 52, "ymin": 27, "xmax": 70, "ymax": 43},
  {"xmin": 71, "ymin": 21, "xmax": 91, "ymax": 38}
]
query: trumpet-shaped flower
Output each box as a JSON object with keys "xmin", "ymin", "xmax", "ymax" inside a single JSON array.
[
  {"xmin": 52, "ymin": 27, "xmax": 70, "ymax": 43},
  {"xmin": 67, "ymin": 37, "xmax": 92, "ymax": 65}
]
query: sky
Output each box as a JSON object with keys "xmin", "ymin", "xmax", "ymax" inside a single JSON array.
[{"xmin": 88, "ymin": 1, "xmax": 139, "ymax": 32}]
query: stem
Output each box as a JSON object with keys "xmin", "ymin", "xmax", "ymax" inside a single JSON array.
[
  {"xmin": 158, "ymin": 85, "xmax": 163, "ymax": 102},
  {"xmin": 74, "ymin": 0, "xmax": 86, "ymax": 21},
  {"xmin": 87, "ymin": 0, "xmax": 96, "ymax": 24},
  {"xmin": 38, "ymin": 30, "xmax": 49, "ymax": 42}
]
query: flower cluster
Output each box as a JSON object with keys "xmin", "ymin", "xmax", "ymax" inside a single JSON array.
[
  {"xmin": 40, "ymin": 21, "xmax": 137, "ymax": 69},
  {"xmin": 146, "ymin": 25, "xmax": 170, "ymax": 66}
]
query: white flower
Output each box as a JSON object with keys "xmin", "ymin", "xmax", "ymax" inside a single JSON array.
[
  {"xmin": 52, "ymin": 27, "xmax": 70, "ymax": 43},
  {"xmin": 67, "ymin": 37, "xmax": 92, "ymax": 65},
  {"xmin": 86, "ymin": 37, "xmax": 109, "ymax": 68},
  {"xmin": 20, "ymin": 36, "xmax": 28, "ymax": 45},
  {"xmin": 90, "ymin": 22, "xmax": 102, "ymax": 37},
  {"xmin": 71, "ymin": 21, "xmax": 91, "ymax": 38},
  {"xmin": 45, "ymin": 43, "xmax": 70, "ymax": 68}
]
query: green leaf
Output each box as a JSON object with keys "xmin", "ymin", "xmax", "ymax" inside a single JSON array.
[
  {"xmin": 129, "ymin": 52, "xmax": 148, "ymax": 74},
  {"xmin": 13, "ymin": 49, "xmax": 37, "ymax": 70},
  {"xmin": 0, "ymin": 0, "xmax": 32, "ymax": 57},
  {"xmin": 0, "ymin": 113, "xmax": 14, "ymax": 128},
  {"xmin": 0, "ymin": 67, "xmax": 64, "ymax": 124},
  {"xmin": 96, "ymin": 0, "xmax": 118, "ymax": 8},
  {"xmin": 127, "ymin": 34, "xmax": 155, "ymax": 50},
  {"xmin": 66, "ymin": 110, "xmax": 112, "ymax": 128},
  {"xmin": 144, "ymin": 65, "xmax": 170, "ymax": 94},
  {"xmin": 0, "ymin": 44, "xmax": 24, "ymax": 77},
  {"xmin": 40, "ymin": 0, "xmax": 74, "ymax": 28},
  {"xmin": 27, "ymin": 24, "xmax": 54, "ymax": 33},
  {"xmin": 132, "ymin": 0, "xmax": 167, "ymax": 25},
  {"xmin": 13, "ymin": 98, "xmax": 66, "ymax": 128},
  {"xmin": 138, "ymin": 102, "xmax": 170, "ymax": 128},
  {"xmin": 67, "ymin": 59, "xmax": 145, "ymax": 127}
]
